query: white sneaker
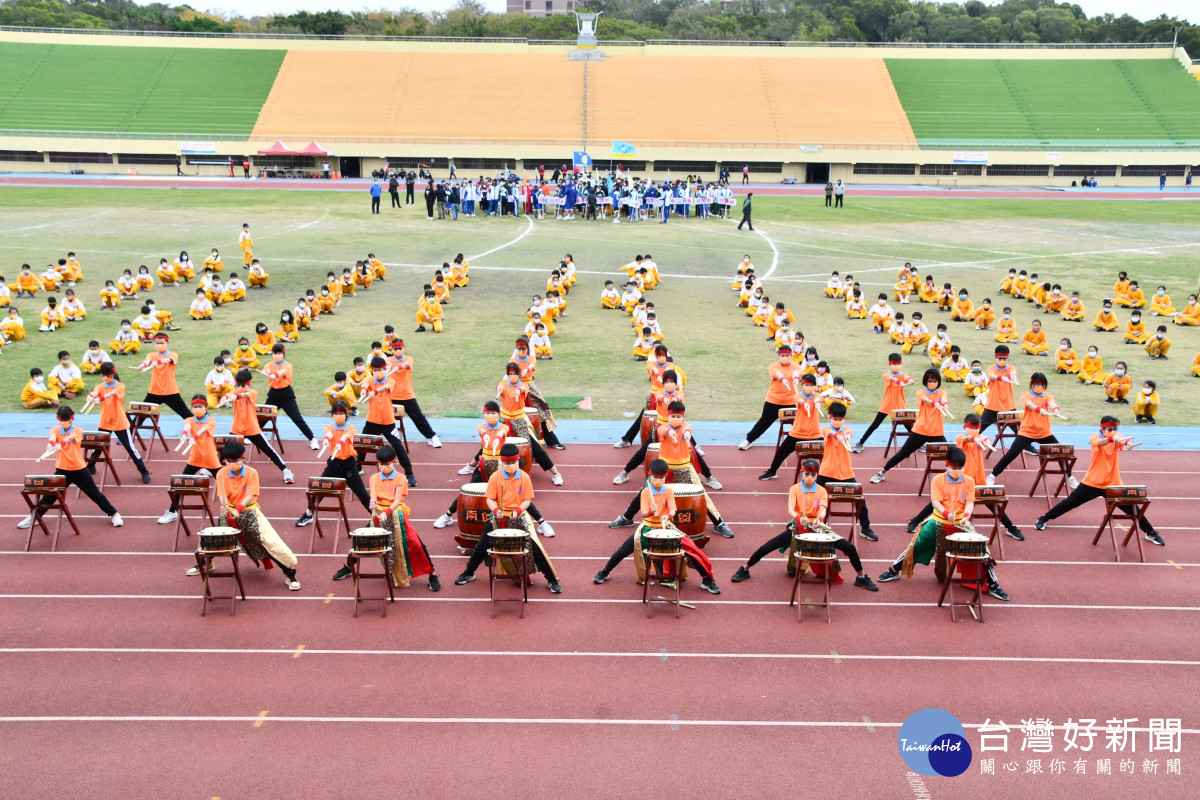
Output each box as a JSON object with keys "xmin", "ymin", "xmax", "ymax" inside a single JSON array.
[
  {"xmin": 695, "ymin": 446, "xmax": 706, "ymax": 456},
  {"xmin": 1067, "ymin": 475, "xmax": 1080, "ymax": 490},
  {"xmin": 537, "ymin": 521, "xmax": 556, "ymax": 537},
  {"xmin": 433, "ymin": 513, "xmax": 454, "ymax": 529},
  {"xmin": 702, "ymin": 476, "xmax": 723, "ymax": 490},
  {"xmin": 457, "ymin": 464, "xmax": 475, "ymax": 475},
  {"xmin": 309, "ymin": 439, "xmax": 319, "ymax": 451},
  {"xmin": 157, "ymin": 510, "xmax": 178, "ymax": 524},
  {"xmin": 737, "ymin": 439, "xmax": 752, "ymax": 450},
  {"xmin": 196, "ymin": 468, "xmax": 213, "ymax": 478},
  {"xmin": 551, "ymin": 472, "xmax": 564, "ymax": 486},
  {"xmin": 17, "ymin": 514, "xmax": 33, "ymax": 529},
  {"xmin": 429, "ymin": 435, "xmax": 442, "ymax": 448},
  {"xmin": 285, "ymin": 577, "xmax": 301, "ymax": 591},
  {"xmin": 986, "ymin": 474, "xmax": 995, "ymax": 486},
  {"xmin": 870, "ymin": 471, "xmax": 886, "ymax": 484},
  {"xmin": 282, "ymin": 468, "xmax": 296, "ymax": 485},
  {"xmin": 613, "ymin": 471, "xmax": 629, "ymax": 485},
  {"xmin": 111, "ymin": 513, "xmax": 124, "ymax": 527},
  {"xmin": 186, "ymin": 565, "xmax": 202, "ymax": 577}
]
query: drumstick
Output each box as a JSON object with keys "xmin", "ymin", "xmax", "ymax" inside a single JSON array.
[
  {"xmin": 654, "ymin": 595, "xmax": 696, "ymax": 610},
  {"xmin": 179, "ymin": 439, "xmax": 196, "ymax": 457},
  {"xmin": 35, "ymin": 446, "xmax": 60, "ymax": 463},
  {"xmin": 1052, "ymin": 410, "xmax": 1069, "ymax": 421},
  {"xmin": 174, "ymin": 436, "xmax": 190, "ymax": 452},
  {"xmin": 315, "ymin": 440, "xmax": 329, "ymax": 460},
  {"xmin": 80, "ymin": 399, "xmax": 98, "ymax": 416}
]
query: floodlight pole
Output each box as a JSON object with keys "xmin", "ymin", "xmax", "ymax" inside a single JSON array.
[{"xmin": 1172, "ymin": 25, "xmax": 1182, "ymax": 59}]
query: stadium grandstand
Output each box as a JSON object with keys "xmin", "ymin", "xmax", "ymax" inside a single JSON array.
[{"xmin": 0, "ymin": 27, "xmax": 1197, "ymax": 185}]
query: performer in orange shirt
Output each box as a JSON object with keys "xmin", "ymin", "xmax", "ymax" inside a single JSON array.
[
  {"xmin": 869, "ymin": 368, "xmax": 949, "ymax": 483},
  {"xmin": 1034, "ymin": 416, "xmax": 1163, "ymax": 546},
  {"xmin": 263, "ymin": 344, "xmax": 318, "ymax": 450},
  {"xmin": 987, "ymin": 372, "xmax": 1067, "ymax": 483},
  {"xmin": 228, "ymin": 369, "xmax": 294, "ymax": 484},
  {"xmin": 88, "ymin": 362, "xmax": 152, "ymax": 483},
  {"xmin": 18, "ymin": 406, "xmax": 123, "ymax": 530},
  {"xmin": 157, "ymin": 395, "xmax": 222, "ymax": 524},
  {"xmin": 816, "ymin": 402, "xmax": 877, "ymax": 540},
  {"xmin": 136, "ymin": 333, "xmax": 193, "ymax": 419},
  {"xmin": 738, "ymin": 345, "xmax": 802, "ymax": 449},
  {"xmin": 295, "ymin": 401, "xmax": 371, "ymax": 529},
  {"xmin": 758, "ymin": 373, "xmax": 824, "ymax": 480},
  {"xmin": 359, "ymin": 356, "xmax": 417, "ymax": 486},
  {"xmin": 853, "ymin": 353, "xmax": 913, "ymax": 451},
  {"xmin": 386, "ymin": 340, "xmax": 441, "ymax": 448},
  {"xmin": 977, "ymin": 345, "xmax": 1017, "ymax": 435},
  {"xmin": 453, "ymin": 443, "xmax": 562, "ymax": 593}
]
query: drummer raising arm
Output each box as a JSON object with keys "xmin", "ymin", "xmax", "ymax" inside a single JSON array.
[{"xmin": 731, "ymin": 459, "xmax": 877, "ymax": 590}]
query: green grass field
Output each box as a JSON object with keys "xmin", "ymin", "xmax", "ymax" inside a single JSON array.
[
  {"xmin": 0, "ymin": 44, "xmax": 284, "ymax": 135},
  {"xmin": 1, "ymin": 187, "xmax": 1199, "ymax": 428},
  {"xmin": 886, "ymin": 59, "xmax": 1200, "ymax": 145}
]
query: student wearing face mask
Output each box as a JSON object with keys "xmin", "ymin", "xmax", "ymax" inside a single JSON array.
[
  {"xmin": 86, "ymin": 362, "xmax": 151, "ymax": 482},
  {"xmin": 109, "ymin": 319, "xmax": 140, "ymax": 355},
  {"xmin": 48, "ymin": 350, "xmax": 84, "ymax": 398},
  {"xmin": 987, "ymin": 373, "xmax": 1069, "ymax": 485},
  {"xmin": 1055, "ymin": 338, "xmax": 1081, "ymax": 374},
  {"xmin": 204, "ymin": 356, "xmax": 236, "ymax": 408},
  {"xmin": 138, "ymin": 333, "xmax": 192, "ymax": 420},
  {"xmin": 1144, "ymin": 325, "xmax": 1171, "ymax": 360},
  {"xmin": 994, "ymin": 306, "xmax": 1018, "ymax": 343},
  {"xmin": 1103, "ymin": 361, "xmax": 1131, "ymax": 403},
  {"xmin": 870, "ymin": 369, "xmax": 949, "ymax": 485},
  {"xmin": 22, "ymin": 367, "xmax": 59, "ymax": 408},
  {"xmin": 738, "ymin": 345, "xmax": 803, "ymax": 450},
  {"xmin": 1094, "ymin": 299, "xmax": 1119, "ymax": 331},
  {"xmin": 157, "ymin": 395, "xmax": 221, "ymax": 525},
  {"xmin": 295, "ymin": 401, "xmax": 372, "ymax": 529},
  {"xmin": 853, "ymin": 353, "xmax": 912, "ymax": 453},
  {"xmin": 19, "ymin": 406, "xmax": 124, "ymax": 531},
  {"xmin": 817, "ymin": 402, "xmax": 877, "ymax": 540},
  {"xmin": 263, "ymin": 344, "xmax": 318, "ymax": 450},
  {"xmin": 1079, "ymin": 346, "xmax": 1107, "ymax": 385},
  {"xmin": 1123, "ymin": 311, "xmax": 1148, "ymax": 344}
]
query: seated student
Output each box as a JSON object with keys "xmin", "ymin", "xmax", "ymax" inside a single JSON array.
[
  {"xmin": 80, "ymin": 340, "xmax": 112, "ymax": 374},
  {"xmin": 277, "ymin": 310, "xmax": 299, "ymax": 343},
  {"xmin": 1061, "ymin": 290, "xmax": 1086, "ymax": 321},
  {"xmin": 734, "ymin": 256, "xmax": 754, "ymax": 290},
  {"xmin": 99, "ymin": 280, "xmax": 120, "ymax": 311},
  {"xmin": 324, "ymin": 370, "xmax": 356, "ymax": 409},
  {"xmin": 1115, "ymin": 272, "xmax": 1132, "ymax": 306},
  {"xmin": 48, "ymin": 350, "xmax": 84, "ymax": 397},
  {"xmin": 247, "ymin": 259, "xmax": 268, "ymax": 288},
  {"xmin": 768, "ymin": 302, "xmax": 795, "ymax": 339},
  {"xmin": 199, "ymin": 268, "xmax": 217, "ymax": 300},
  {"xmin": 1043, "ymin": 284, "xmax": 1068, "ymax": 314},
  {"xmin": 414, "ymin": 289, "xmax": 443, "ymax": 333},
  {"xmin": 145, "ymin": 298, "xmax": 178, "ymax": 332},
  {"xmin": 2, "ymin": 306, "xmax": 26, "ymax": 341},
  {"xmin": 1023, "ymin": 273, "xmax": 1041, "ymax": 302},
  {"xmin": 1030, "ymin": 281, "xmax": 1050, "ymax": 309},
  {"xmin": 1192, "ymin": 351, "xmax": 1200, "ymax": 378},
  {"xmin": 109, "ymin": 319, "xmax": 140, "ymax": 355},
  {"xmin": 339, "ymin": 267, "xmax": 356, "ymax": 297},
  {"xmin": 324, "ymin": 271, "xmax": 342, "ymax": 307},
  {"xmin": 993, "ymin": 307, "xmax": 1018, "ymax": 343},
  {"xmin": 1009, "ymin": 269, "xmax": 1030, "ymax": 299},
  {"xmin": 293, "ymin": 298, "xmax": 312, "ymax": 331},
  {"xmin": 22, "ymin": 367, "xmax": 58, "ymax": 408},
  {"xmin": 973, "ymin": 298, "xmax": 995, "ymax": 330},
  {"xmin": 917, "ymin": 275, "xmax": 939, "ymax": 304},
  {"xmin": 251, "ymin": 322, "xmax": 276, "ymax": 355},
  {"xmin": 1134, "ymin": 380, "xmax": 1160, "ymax": 424},
  {"xmin": 202, "ymin": 248, "xmax": 224, "ymax": 273},
  {"xmin": 60, "ymin": 289, "xmax": 86, "ymax": 322},
  {"xmin": 1094, "ymin": 298, "xmax": 1119, "ymax": 331},
  {"xmin": 941, "ymin": 346, "xmax": 969, "ymax": 382},
  {"xmin": 600, "ymin": 280, "xmax": 621, "ymax": 309},
  {"xmin": 964, "ymin": 360, "xmax": 989, "ymax": 399},
  {"xmin": 1119, "ymin": 279, "xmax": 1146, "ymax": 309},
  {"xmin": 823, "ymin": 270, "xmax": 843, "ymax": 298},
  {"xmin": 887, "ymin": 312, "xmax": 908, "ymax": 346},
  {"xmin": 1149, "ymin": 286, "xmax": 1175, "ymax": 316},
  {"xmin": 0, "ymin": 281, "xmax": 12, "ymax": 309},
  {"xmin": 1021, "ymin": 318, "xmax": 1049, "ymax": 356},
  {"xmin": 449, "ymin": 255, "xmax": 469, "ymax": 288},
  {"xmin": 200, "ymin": 356, "xmax": 235, "ymax": 408},
  {"xmin": 636, "ymin": 266, "xmax": 656, "ymax": 292},
  {"xmin": 845, "ymin": 288, "xmax": 868, "ymax": 319},
  {"xmin": 131, "ymin": 305, "xmax": 159, "ymax": 341},
  {"xmin": 998, "ymin": 268, "xmax": 1017, "ymax": 295},
  {"xmin": 1145, "ymin": 325, "xmax": 1171, "ymax": 359},
  {"xmin": 743, "ymin": 284, "xmax": 765, "ymax": 315},
  {"xmin": 928, "ymin": 323, "xmax": 952, "ymax": 366},
  {"xmin": 621, "ymin": 281, "xmax": 643, "ymax": 314},
  {"xmin": 937, "ymin": 282, "xmax": 954, "ymax": 311},
  {"xmin": 1079, "ymin": 345, "xmax": 1107, "ymax": 384},
  {"xmin": 824, "ymin": 376, "xmax": 855, "ymax": 410},
  {"xmin": 117, "ymin": 269, "xmax": 139, "ymax": 299},
  {"xmin": 751, "ymin": 295, "xmax": 772, "ymax": 328},
  {"xmin": 951, "ymin": 288, "xmax": 974, "ymax": 321},
  {"xmin": 59, "ymin": 254, "xmax": 82, "ymax": 284},
  {"xmin": 838, "ymin": 275, "xmax": 856, "ymax": 299},
  {"xmin": 774, "ymin": 320, "xmax": 798, "ymax": 351},
  {"xmin": 1124, "ymin": 311, "xmax": 1148, "ymax": 344},
  {"xmin": 317, "ymin": 286, "xmax": 334, "ymax": 314},
  {"xmin": 368, "ymin": 252, "xmax": 387, "ymax": 281},
  {"xmin": 10, "ymin": 263, "xmax": 44, "ymax": 298},
  {"xmin": 812, "ymin": 360, "xmax": 834, "ymax": 395},
  {"xmin": 432, "ymin": 270, "xmax": 450, "ymax": 303},
  {"xmin": 902, "ymin": 311, "xmax": 930, "ymax": 354},
  {"xmin": 893, "ymin": 264, "xmax": 915, "ymax": 304},
  {"xmin": 156, "ymin": 258, "xmax": 179, "ymax": 286},
  {"xmin": 530, "ymin": 324, "xmax": 553, "ymax": 359},
  {"xmin": 39, "ymin": 296, "xmax": 66, "ymax": 332},
  {"xmin": 1055, "ymin": 337, "xmax": 1081, "ymax": 374},
  {"xmin": 1173, "ymin": 294, "xmax": 1200, "ymax": 326},
  {"xmin": 39, "ymin": 264, "xmax": 60, "ymax": 293},
  {"xmin": 1103, "ymin": 361, "xmax": 1131, "ymax": 403},
  {"xmin": 213, "ymin": 277, "xmax": 235, "ymax": 306},
  {"xmin": 232, "ymin": 336, "xmax": 260, "ymax": 369},
  {"xmin": 632, "ymin": 326, "xmax": 654, "ymax": 361},
  {"xmin": 354, "ymin": 261, "xmax": 374, "ymax": 290},
  {"xmin": 870, "ymin": 294, "xmax": 895, "ymax": 334},
  {"xmin": 189, "ymin": 289, "xmax": 214, "ymax": 321},
  {"xmin": 173, "ymin": 251, "xmax": 196, "ymax": 282}
]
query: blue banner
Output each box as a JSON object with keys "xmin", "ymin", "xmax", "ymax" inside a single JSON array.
[
  {"xmin": 612, "ymin": 141, "xmax": 637, "ymax": 158},
  {"xmin": 573, "ymin": 151, "xmax": 592, "ymax": 169}
]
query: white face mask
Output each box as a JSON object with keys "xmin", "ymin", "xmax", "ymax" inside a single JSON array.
[
  {"xmin": 33, "ymin": 377, "xmax": 44, "ymax": 386},
  {"xmin": 1115, "ymin": 369, "xmax": 1125, "ymax": 377},
  {"xmin": 1003, "ymin": 313, "xmax": 1011, "ymax": 319},
  {"xmin": 1060, "ymin": 344, "xmax": 1069, "ymax": 351},
  {"xmin": 121, "ymin": 324, "xmax": 130, "ymax": 331},
  {"xmin": 937, "ymin": 332, "xmax": 946, "ymax": 339}
]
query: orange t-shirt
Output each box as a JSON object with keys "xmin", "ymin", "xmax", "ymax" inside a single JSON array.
[
  {"xmin": 647, "ymin": 359, "xmax": 671, "ymax": 392},
  {"xmin": 147, "ymin": 350, "xmax": 179, "ymax": 396},
  {"xmin": 657, "ymin": 422, "xmax": 692, "ymax": 467},
  {"xmin": 50, "ymin": 425, "xmax": 85, "ymax": 471},
  {"xmin": 639, "ymin": 484, "xmax": 676, "ymax": 528},
  {"xmin": 497, "ymin": 380, "xmax": 528, "ymax": 419},
  {"xmin": 788, "ymin": 482, "xmax": 828, "ymax": 523},
  {"xmin": 878, "ymin": 369, "xmax": 910, "ymax": 414},
  {"xmin": 389, "ymin": 355, "xmax": 415, "ymax": 401},
  {"xmin": 486, "ymin": 468, "xmax": 534, "ymax": 513},
  {"xmin": 1017, "ymin": 391, "xmax": 1055, "ymax": 439},
  {"xmin": 655, "ymin": 388, "xmax": 684, "ymax": 425},
  {"xmin": 96, "ymin": 380, "xmax": 129, "ymax": 432},
  {"xmin": 819, "ymin": 424, "xmax": 855, "ymax": 481},
  {"xmin": 263, "ymin": 359, "xmax": 292, "ymax": 390},
  {"xmin": 956, "ymin": 433, "xmax": 987, "ymax": 485},
  {"xmin": 185, "ymin": 414, "xmax": 220, "ymax": 470},
  {"xmin": 217, "ymin": 464, "xmax": 260, "ymax": 509},
  {"xmin": 230, "ymin": 387, "xmax": 262, "ymax": 436},
  {"xmin": 1083, "ymin": 432, "xmax": 1125, "ymax": 489},
  {"xmin": 370, "ymin": 468, "xmax": 407, "ymax": 512},
  {"xmin": 477, "ymin": 420, "xmax": 511, "ymax": 458},
  {"xmin": 765, "ymin": 362, "xmax": 801, "ymax": 405},
  {"xmin": 912, "ymin": 387, "xmax": 947, "ymax": 437},
  {"xmin": 325, "ymin": 421, "xmax": 357, "ymax": 461},
  {"xmin": 789, "ymin": 391, "xmax": 823, "ymax": 440},
  {"xmin": 932, "ymin": 472, "xmax": 975, "ymax": 522},
  {"xmin": 512, "ymin": 354, "xmax": 536, "ymax": 385},
  {"xmin": 985, "ymin": 364, "xmax": 1016, "ymax": 411},
  {"xmin": 365, "ymin": 377, "xmax": 396, "ymax": 426}
]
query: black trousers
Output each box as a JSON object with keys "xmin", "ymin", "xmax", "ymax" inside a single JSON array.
[
  {"xmin": 144, "ymin": 392, "xmax": 192, "ymax": 420},
  {"xmin": 745, "ymin": 401, "xmax": 791, "ymax": 445},
  {"xmin": 601, "ymin": 533, "xmax": 713, "ymax": 580},
  {"xmin": 738, "ymin": 210, "xmax": 753, "ymax": 230},
  {"xmin": 425, "ymin": 198, "xmax": 435, "ymax": 216},
  {"xmin": 320, "ymin": 455, "xmax": 371, "ymax": 512},
  {"xmin": 244, "ymin": 432, "xmax": 286, "ymax": 471},
  {"xmin": 765, "ymin": 434, "xmax": 821, "ymax": 476},
  {"xmin": 991, "ymin": 434, "xmax": 1060, "ymax": 478},
  {"xmin": 390, "ymin": 190, "xmax": 401, "ymax": 208},
  {"xmin": 265, "ymin": 386, "xmax": 314, "ymax": 441},
  {"xmin": 857, "ymin": 411, "xmax": 890, "ymax": 446},
  {"xmin": 907, "ymin": 501, "xmax": 1016, "ymax": 532},
  {"xmin": 395, "ymin": 398, "xmax": 436, "ymax": 439},
  {"xmin": 371, "ymin": 197, "xmax": 380, "ymax": 214},
  {"xmin": 37, "ymin": 467, "xmax": 116, "ymax": 517},
  {"xmin": 1042, "ymin": 483, "xmax": 1155, "ymax": 531},
  {"xmin": 825, "ymin": 195, "xmax": 832, "ymax": 207},
  {"xmin": 815, "ymin": 475, "xmax": 871, "ymax": 531},
  {"xmin": 978, "ymin": 408, "xmax": 1001, "ymax": 435},
  {"xmin": 835, "ymin": 195, "xmax": 843, "ymax": 208},
  {"xmin": 405, "ymin": 186, "xmax": 414, "ymax": 203},
  {"xmin": 746, "ymin": 529, "xmax": 862, "ymax": 573},
  {"xmin": 462, "ymin": 521, "xmax": 553, "ymax": 577},
  {"xmin": 100, "ymin": 427, "xmax": 148, "ymax": 474},
  {"xmin": 360, "ymin": 421, "xmax": 414, "ymax": 475},
  {"xmin": 882, "ymin": 433, "xmax": 946, "ymax": 473}
]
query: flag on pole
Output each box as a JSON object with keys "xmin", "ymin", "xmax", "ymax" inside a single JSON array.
[
  {"xmin": 573, "ymin": 151, "xmax": 592, "ymax": 169},
  {"xmin": 612, "ymin": 141, "xmax": 637, "ymax": 158}
]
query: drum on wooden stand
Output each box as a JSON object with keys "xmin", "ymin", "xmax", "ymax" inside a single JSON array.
[
  {"xmin": 198, "ymin": 526, "xmax": 241, "ymax": 554},
  {"xmin": 641, "ymin": 528, "xmax": 684, "ymax": 557},
  {"xmin": 946, "ymin": 530, "xmax": 988, "ymax": 559},
  {"xmin": 506, "ymin": 436, "xmax": 532, "ymax": 473},
  {"xmin": 349, "ymin": 527, "xmax": 391, "ymax": 553},
  {"xmin": 639, "ymin": 409, "xmax": 658, "ymax": 444},
  {"xmin": 1106, "ymin": 485, "xmax": 1147, "ymax": 500},
  {"xmin": 488, "ymin": 530, "xmax": 529, "ymax": 556},
  {"xmin": 455, "ymin": 483, "xmax": 491, "ymax": 549},
  {"xmin": 524, "ymin": 408, "xmax": 543, "ymax": 441},
  {"xmin": 643, "ymin": 443, "xmax": 661, "ymax": 474},
  {"xmin": 669, "ymin": 483, "xmax": 707, "ymax": 543}
]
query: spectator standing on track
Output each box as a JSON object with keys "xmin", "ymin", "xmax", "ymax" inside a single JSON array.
[
  {"xmin": 323, "ymin": 160, "xmax": 331, "ymax": 179},
  {"xmin": 369, "ymin": 181, "xmax": 382, "ymax": 215},
  {"xmin": 825, "ymin": 181, "xmax": 833, "ymax": 207},
  {"xmin": 742, "ymin": 164, "xmax": 749, "ymax": 184},
  {"xmin": 834, "ymin": 179, "xmax": 845, "ymax": 208},
  {"xmin": 405, "ymin": 170, "xmax": 416, "ymax": 205},
  {"xmin": 737, "ymin": 192, "xmax": 754, "ymax": 231},
  {"xmin": 242, "ymin": 159, "xmax": 250, "ymax": 179},
  {"xmin": 448, "ymin": 158, "xmax": 456, "ymax": 179},
  {"xmin": 388, "ymin": 173, "xmax": 401, "ymax": 208},
  {"xmin": 175, "ymin": 155, "xmax": 184, "ymax": 177},
  {"xmin": 1159, "ymin": 172, "xmax": 1167, "ymax": 190}
]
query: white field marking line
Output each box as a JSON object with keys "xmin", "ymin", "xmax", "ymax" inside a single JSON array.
[
  {"xmin": 768, "ymin": 219, "xmax": 1027, "ymax": 257},
  {"xmin": 0, "ymin": 209, "xmax": 113, "ymax": 237},
  {"xmin": 3, "ymin": 594, "xmax": 1200, "ymax": 612},
  {"xmin": 0, "ymin": 716, "xmax": 1196, "ymax": 735},
  {"xmin": 7, "ymin": 647, "xmax": 1200, "ymax": 669},
  {"xmin": 754, "ymin": 226, "xmax": 781, "ymax": 281},
  {"xmin": 468, "ymin": 215, "xmax": 534, "ymax": 262},
  {"xmin": 905, "ymin": 240, "xmax": 1200, "ymax": 273},
  {"xmin": 854, "ymin": 203, "xmax": 1131, "ymax": 241},
  {"xmin": 252, "ymin": 211, "xmax": 330, "ymax": 241}
]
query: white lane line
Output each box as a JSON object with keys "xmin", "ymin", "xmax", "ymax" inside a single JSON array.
[
  {"xmin": 769, "ymin": 219, "xmax": 1025, "ymax": 257},
  {"xmin": 755, "ymin": 226, "xmax": 781, "ymax": 280},
  {"xmin": 5, "ymin": 647, "xmax": 1198, "ymax": 668},
  {"xmin": 469, "ymin": 216, "xmax": 535, "ymax": 261}
]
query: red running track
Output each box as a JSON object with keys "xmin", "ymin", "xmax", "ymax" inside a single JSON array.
[{"xmin": 1, "ymin": 437, "xmax": 1197, "ymax": 798}]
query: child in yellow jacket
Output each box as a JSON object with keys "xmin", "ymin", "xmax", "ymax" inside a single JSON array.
[
  {"xmin": 1145, "ymin": 325, "xmax": 1171, "ymax": 359},
  {"xmin": 1055, "ymin": 337, "xmax": 1081, "ymax": 374},
  {"xmin": 415, "ymin": 290, "xmax": 443, "ymax": 333},
  {"xmin": 99, "ymin": 280, "xmax": 120, "ymax": 310},
  {"xmin": 1021, "ymin": 318, "xmax": 1049, "ymax": 356},
  {"xmin": 1094, "ymin": 299, "xmax": 1118, "ymax": 331},
  {"xmin": 1134, "ymin": 380, "xmax": 1159, "ymax": 424},
  {"xmin": 973, "ymin": 298, "xmax": 995, "ymax": 330},
  {"xmin": 1079, "ymin": 346, "xmax": 1107, "ymax": 384},
  {"xmin": 1149, "ymin": 286, "xmax": 1175, "ymax": 316},
  {"xmin": 39, "ymin": 297, "xmax": 66, "ymax": 331},
  {"xmin": 994, "ymin": 307, "xmax": 1018, "ymax": 343},
  {"xmin": 1104, "ymin": 362, "xmax": 1131, "ymax": 403},
  {"xmin": 325, "ymin": 371, "xmax": 357, "ymax": 409},
  {"xmin": 950, "ymin": 289, "xmax": 974, "ymax": 321},
  {"xmin": 1, "ymin": 307, "xmax": 26, "ymax": 340},
  {"xmin": 1061, "ymin": 291, "xmax": 1086, "ymax": 321},
  {"xmin": 233, "ymin": 336, "xmax": 261, "ymax": 369},
  {"xmin": 1120, "ymin": 280, "xmax": 1146, "ymax": 309},
  {"xmin": 1123, "ymin": 311, "xmax": 1148, "ymax": 344},
  {"xmin": 21, "ymin": 368, "xmax": 59, "ymax": 408},
  {"xmin": 1175, "ymin": 294, "xmax": 1200, "ymax": 326},
  {"xmin": 109, "ymin": 319, "xmax": 140, "ymax": 354}
]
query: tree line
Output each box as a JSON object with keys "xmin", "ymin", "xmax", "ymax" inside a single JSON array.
[{"xmin": 0, "ymin": 0, "xmax": 1195, "ymax": 53}]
